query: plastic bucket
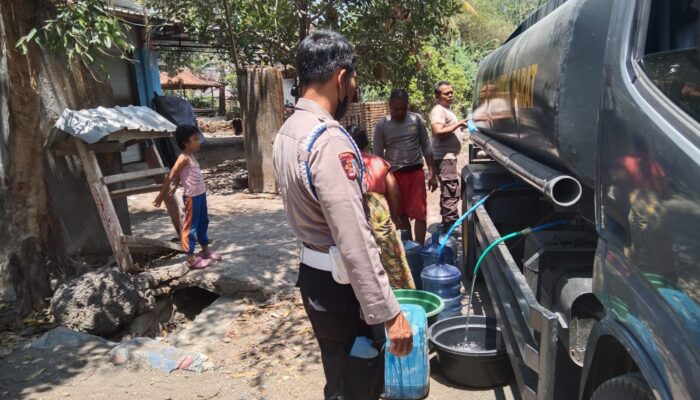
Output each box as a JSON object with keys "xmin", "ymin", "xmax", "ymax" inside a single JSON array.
[
  {"xmin": 393, "ymin": 289, "xmax": 445, "ymax": 326},
  {"xmin": 429, "ymin": 315, "xmax": 513, "ymax": 388}
]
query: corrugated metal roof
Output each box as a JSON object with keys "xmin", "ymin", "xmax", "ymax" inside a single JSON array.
[
  {"xmin": 111, "ymin": 0, "xmax": 141, "ymax": 9},
  {"xmin": 107, "ymin": 0, "xmax": 154, "ymax": 17},
  {"xmin": 53, "ymin": 105, "xmax": 176, "ymax": 144}
]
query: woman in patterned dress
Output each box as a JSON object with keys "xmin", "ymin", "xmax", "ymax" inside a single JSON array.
[{"xmin": 346, "ymin": 125, "xmax": 416, "ymax": 289}]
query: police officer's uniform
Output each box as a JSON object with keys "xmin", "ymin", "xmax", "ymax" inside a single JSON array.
[{"xmin": 273, "ymin": 98, "xmax": 400, "ymax": 399}]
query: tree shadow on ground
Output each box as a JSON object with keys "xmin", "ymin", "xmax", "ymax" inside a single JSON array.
[
  {"xmin": 244, "ymin": 301, "xmax": 321, "ymax": 390},
  {"xmin": 0, "ymin": 330, "xmax": 113, "ymax": 399},
  {"xmin": 0, "ymin": 264, "xmax": 151, "ymax": 399}
]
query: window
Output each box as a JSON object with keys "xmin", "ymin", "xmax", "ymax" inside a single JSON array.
[{"xmin": 639, "ymin": 0, "xmax": 699, "ymax": 124}]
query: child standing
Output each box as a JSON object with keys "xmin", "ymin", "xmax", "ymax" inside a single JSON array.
[{"xmin": 154, "ymin": 125, "xmax": 221, "ymax": 269}]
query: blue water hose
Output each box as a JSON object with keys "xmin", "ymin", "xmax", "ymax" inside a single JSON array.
[
  {"xmin": 472, "ymin": 219, "xmax": 570, "ymax": 276},
  {"xmin": 436, "ymin": 182, "xmax": 521, "ymax": 261}
]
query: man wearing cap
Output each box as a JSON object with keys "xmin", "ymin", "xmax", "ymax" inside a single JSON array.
[{"xmin": 273, "ymin": 30, "xmax": 413, "ymax": 400}]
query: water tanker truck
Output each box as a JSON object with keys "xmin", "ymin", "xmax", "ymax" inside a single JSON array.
[{"xmin": 462, "ymin": 0, "xmax": 700, "ymax": 398}]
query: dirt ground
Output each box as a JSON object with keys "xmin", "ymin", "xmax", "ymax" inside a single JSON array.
[{"xmin": 0, "ymin": 136, "xmax": 520, "ymax": 400}]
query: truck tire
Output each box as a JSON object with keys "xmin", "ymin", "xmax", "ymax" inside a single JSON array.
[{"xmin": 590, "ymin": 373, "xmax": 654, "ymax": 400}]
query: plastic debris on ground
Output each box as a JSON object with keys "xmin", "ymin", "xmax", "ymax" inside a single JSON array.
[
  {"xmin": 31, "ymin": 326, "xmax": 115, "ymax": 350},
  {"xmin": 109, "ymin": 337, "xmax": 209, "ymax": 373}
]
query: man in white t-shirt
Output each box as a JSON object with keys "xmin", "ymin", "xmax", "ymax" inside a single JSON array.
[{"xmin": 429, "ymin": 81, "xmax": 467, "ymax": 228}]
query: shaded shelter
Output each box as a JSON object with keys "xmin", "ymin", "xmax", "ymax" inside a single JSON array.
[
  {"xmin": 47, "ymin": 106, "xmax": 184, "ymax": 273},
  {"xmin": 160, "ymin": 68, "xmax": 224, "ymax": 116}
]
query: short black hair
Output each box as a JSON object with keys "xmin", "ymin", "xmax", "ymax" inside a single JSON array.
[
  {"xmin": 434, "ymin": 81, "xmax": 451, "ymax": 97},
  {"xmin": 389, "ymin": 88, "xmax": 409, "ymax": 103},
  {"xmin": 346, "ymin": 124, "xmax": 368, "ymax": 151},
  {"xmin": 296, "ymin": 30, "xmax": 355, "ymax": 85},
  {"xmin": 175, "ymin": 125, "xmax": 199, "ymax": 150}
]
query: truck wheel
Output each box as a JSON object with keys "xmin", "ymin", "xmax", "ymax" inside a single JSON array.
[{"xmin": 590, "ymin": 373, "xmax": 654, "ymax": 400}]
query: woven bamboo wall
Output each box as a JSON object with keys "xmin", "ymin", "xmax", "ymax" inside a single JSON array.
[{"xmin": 340, "ymin": 101, "xmax": 389, "ymax": 140}]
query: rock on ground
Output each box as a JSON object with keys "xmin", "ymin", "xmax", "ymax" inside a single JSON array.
[{"xmin": 51, "ymin": 268, "xmax": 146, "ymax": 336}]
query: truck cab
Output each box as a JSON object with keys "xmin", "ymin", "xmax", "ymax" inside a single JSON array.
[{"xmin": 464, "ymin": 0, "xmax": 700, "ymax": 399}]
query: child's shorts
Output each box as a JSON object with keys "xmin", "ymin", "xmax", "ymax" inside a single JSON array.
[{"xmin": 182, "ymin": 192, "xmax": 209, "ymax": 254}]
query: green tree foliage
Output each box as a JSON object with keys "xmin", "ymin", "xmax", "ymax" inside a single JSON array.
[
  {"xmin": 15, "ymin": 0, "xmax": 134, "ymax": 71},
  {"xmin": 453, "ymin": 0, "xmax": 514, "ymax": 47},
  {"xmin": 408, "ymin": 43, "xmax": 486, "ymax": 117},
  {"xmin": 494, "ymin": 0, "xmax": 549, "ymax": 26},
  {"xmin": 379, "ymin": 0, "xmax": 548, "ymax": 115},
  {"xmin": 340, "ymin": 0, "xmax": 461, "ymax": 88},
  {"xmin": 148, "ymin": 0, "xmax": 460, "ymax": 89},
  {"xmin": 148, "ymin": 0, "xmax": 298, "ymax": 68}
]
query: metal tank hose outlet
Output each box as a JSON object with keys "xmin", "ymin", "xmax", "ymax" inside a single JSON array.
[
  {"xmin": 545, "ymin": 175, "xmax": 582, "ymax": 208},
  {"xmin": 466, "ymin": 124, "xmax": 583, "ymax": 208}
]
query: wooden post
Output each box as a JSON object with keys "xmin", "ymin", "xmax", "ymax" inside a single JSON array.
[
  {"xmin": 218, "ymin": 83, "xmax": 226, "ymax": 116},
  {"xmin": 239, "ymin": 67, "xmax": 284, "ymax": 193},
  {"xmin": 143, "ymin": 144, "xmax": 183, "ymax": 236},
  {"xmin": 75, "ymin": 139, "xmax": 135, "ymax": 273}
]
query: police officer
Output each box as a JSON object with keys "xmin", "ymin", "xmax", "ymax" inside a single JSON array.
[{"xmin": 273, "ymin": 30, "xmax": 413, "ymax": 400}]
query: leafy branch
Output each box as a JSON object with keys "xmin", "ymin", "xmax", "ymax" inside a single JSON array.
[{"xmin": 15, "ymin": 0, "xmax": 135, "ymax": 71}]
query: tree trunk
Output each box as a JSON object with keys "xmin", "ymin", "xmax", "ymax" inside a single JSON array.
[
  {"xmin": 0, "ymin": 0, "xmax": 114, "ymax": 314},
  {"xmin": 239, "ymin": 67, "xmax": 284, "ymax": 194},
  {"xmin": 298, "ymin": 0, "xmax": 310, "ymax": 42},
  {"xmin": 219, "ymin": 66, "xmax": 226, "ymax": 116},
  {"xmin": 0, "ymin": 0, "xmax": 52, "ymax": 313},
  {"xmin": 218, "ymin": 79, "xmax": 226, "ymax": 117}
]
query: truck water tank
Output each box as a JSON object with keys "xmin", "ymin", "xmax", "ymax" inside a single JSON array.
[
  {"xmin": 421, "ymin": 261, "xmax": 462, "ymax": 320},
  {"xmin": 401, "ymin": 230, "xmax": 424, "ymax": 289},
  {"xmin": 472, "ymin": 0, "xmax": 614, "ymax": 185},
  {"xmin": 384, "ymin": 304, "xmax": 430, "ymax": 399},
  {"xmin": 421, "ymin": 232, "xmax": 455, "ymax": 267}
]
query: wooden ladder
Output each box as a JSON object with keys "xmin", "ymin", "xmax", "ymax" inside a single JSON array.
[{"xmin": 66, "ymin": 130, "xmax": 184, "ymax": 273}]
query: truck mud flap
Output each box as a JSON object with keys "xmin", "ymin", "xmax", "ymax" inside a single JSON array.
[{"xmin": 475, "ymin": 206, "xmax": 558, "ymax": 400}]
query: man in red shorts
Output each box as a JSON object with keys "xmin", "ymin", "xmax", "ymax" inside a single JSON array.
[{"xmin": 373, "ymin": 89, "xmax": 436, "ymax": 244}]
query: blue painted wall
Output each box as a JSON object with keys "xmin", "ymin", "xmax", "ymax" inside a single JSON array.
[{"xmin": 134, "ymin": 48, "xmax": 163, "ymax": 107}]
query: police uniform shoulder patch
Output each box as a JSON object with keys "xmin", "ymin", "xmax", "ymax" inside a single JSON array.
[{"xmin": 338, "ymin": 152, "xmax": 358, "ymax": 180}]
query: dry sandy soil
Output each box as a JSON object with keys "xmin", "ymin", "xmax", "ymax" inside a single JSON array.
[{"xmin": 0, "ymin": 137, "xmax": 519, "ymax": 400}]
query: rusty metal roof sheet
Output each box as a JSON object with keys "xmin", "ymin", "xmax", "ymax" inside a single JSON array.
[
  {"xmin": 53, "ymin": 105, "xmax": 176, "ymax": 144},
  {"xmin": 160, "ymin": 68, "xmax": 222, "ymax": 90}
]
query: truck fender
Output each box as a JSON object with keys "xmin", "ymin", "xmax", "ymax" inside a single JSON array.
[{"xmin": 579, "ymin": 317, "xmax": 671, "ymax": 400}]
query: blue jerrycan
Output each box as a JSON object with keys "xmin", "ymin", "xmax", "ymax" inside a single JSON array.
[{"xmin": 384, "ymin": 304, "xmax": 430, "ymax": 399}]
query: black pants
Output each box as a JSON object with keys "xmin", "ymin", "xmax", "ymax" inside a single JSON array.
[{"xmin": 297, "ymin": 264, "xmax": 385, "ymax": 400}]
